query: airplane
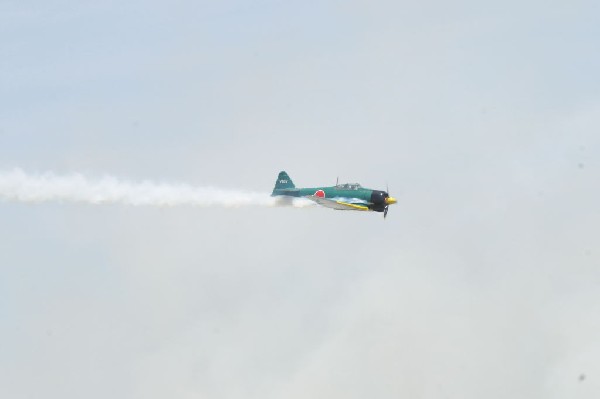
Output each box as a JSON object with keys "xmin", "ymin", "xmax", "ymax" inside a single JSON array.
[{"xmin": 271, "ymin": 171, "xmax": 397, "ymax": 218}]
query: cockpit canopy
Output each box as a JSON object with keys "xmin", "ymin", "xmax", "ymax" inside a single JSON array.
[{"xmin": 335, "ymin": 183, "xmax": 362, "ymax": 190}]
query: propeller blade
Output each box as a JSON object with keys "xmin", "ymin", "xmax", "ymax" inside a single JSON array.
[{"xmin": 384, "ymin": 205, "xmax": 389, "ymax": 219}]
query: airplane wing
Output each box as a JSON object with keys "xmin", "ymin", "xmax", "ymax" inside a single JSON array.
[{"xmin": 306, "ymin": 196, "xmax": 370, "ymax": 211}]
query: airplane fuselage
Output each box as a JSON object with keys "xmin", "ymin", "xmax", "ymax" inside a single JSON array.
[
  {"xmin": 271, "ymin": 171, "xmax": 396, "ymax": 216},
  {"xmin": 273, "ymin": 187, "xmax": 388, "ymax": 211}
]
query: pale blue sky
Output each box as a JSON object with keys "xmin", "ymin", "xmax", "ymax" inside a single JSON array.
[{"xmin": 1, "ymin": 1, "xmax": 599, "ymax": 398}]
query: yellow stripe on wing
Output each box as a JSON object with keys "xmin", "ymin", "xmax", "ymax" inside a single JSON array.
[{"xmin": 337, "ymin": 201, "xmax": 369, "ymax": 211}]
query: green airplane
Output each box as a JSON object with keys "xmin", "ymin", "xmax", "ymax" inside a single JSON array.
[{"xmin": 272, "ymin": 171, "xmax": 397, "ymax": 218}]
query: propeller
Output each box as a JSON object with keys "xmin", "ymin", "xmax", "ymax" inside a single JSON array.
[{"xmin": 384, "ymin": 183, "xmax": 390, "ymax": 219}]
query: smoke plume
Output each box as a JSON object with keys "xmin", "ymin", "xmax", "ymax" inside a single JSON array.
[{"xmin": 0, "ymin": 169, "xmax": 312, "ymax": 208}]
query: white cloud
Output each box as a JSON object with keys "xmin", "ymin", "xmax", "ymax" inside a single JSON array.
[{"xmin": 0, "ymin": 1, "xmax": 599, "ymax": 398}]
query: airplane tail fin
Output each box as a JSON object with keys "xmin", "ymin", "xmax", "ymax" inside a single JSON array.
[{"xmin": 273, "ymin": 171, "xmax": 295, "ymax": 192}]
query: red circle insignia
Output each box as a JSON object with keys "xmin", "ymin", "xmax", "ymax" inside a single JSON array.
[{"xmin": 315, "ymin": 190, "xmax": 325, "ymax": 198}]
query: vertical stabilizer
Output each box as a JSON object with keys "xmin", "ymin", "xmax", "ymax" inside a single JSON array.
[{"xmin": 273, "ymin": 171, "xmax": 295, "ymax": 192}]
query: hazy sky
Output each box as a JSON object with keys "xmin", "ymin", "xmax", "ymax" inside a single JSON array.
[{"xmin": 1, "ymin": 1, "xmax": 599, "ymax": 398}]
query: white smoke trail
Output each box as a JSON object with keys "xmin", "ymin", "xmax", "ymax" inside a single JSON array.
[{"xmin": 0, "ymin": 169, "xmax": 313, "ymax": 208}]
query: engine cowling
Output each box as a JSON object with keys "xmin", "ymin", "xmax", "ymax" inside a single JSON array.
[{"xmin": 369, "ymin": 190, "xmax": 388, "ymax": 212}]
